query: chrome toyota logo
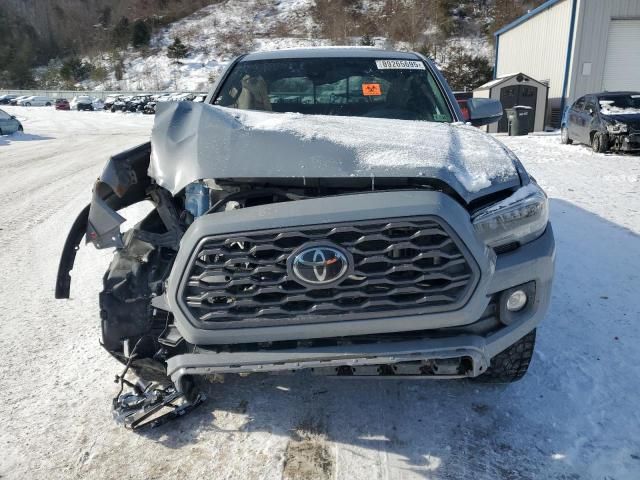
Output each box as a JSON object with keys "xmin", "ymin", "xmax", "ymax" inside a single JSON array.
[{"xmin": 289, "ymin": 244, "xmax": 351, "ymax": 286}]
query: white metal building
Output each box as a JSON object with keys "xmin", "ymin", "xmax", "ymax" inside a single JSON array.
[{"xmin": 494, "ymin": 0, "xmax": 640, "ymax": 127}]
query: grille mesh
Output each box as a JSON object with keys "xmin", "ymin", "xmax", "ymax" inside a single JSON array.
[{"xmin": 181, "ymin": 217, "xmax": 477, "ymax": 328}]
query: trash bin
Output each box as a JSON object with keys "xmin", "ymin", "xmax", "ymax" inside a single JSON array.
[{"xmin": 506, "ymin": 106, "xmax": 532, "ymax": 136}]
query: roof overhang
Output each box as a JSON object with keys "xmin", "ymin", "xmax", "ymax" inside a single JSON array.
[{"xmin": 494, "ymin": 0, "xmax": 566, "ymax": 37}]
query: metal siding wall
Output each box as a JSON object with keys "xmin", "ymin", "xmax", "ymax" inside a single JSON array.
[
  {"xmin": 497, "ymin": 0, "xmax": 572, "ymax": 99},
  {"xmin": 570, "ymin": 0, "xmax": 640, "ymax": 100}
]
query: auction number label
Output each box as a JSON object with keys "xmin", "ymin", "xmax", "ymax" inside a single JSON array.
[{"xmin": 375, "ymin": 60, "xmax": 426, "ymax": 70}]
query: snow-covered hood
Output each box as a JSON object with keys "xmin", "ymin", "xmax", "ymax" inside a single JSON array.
[
  {"xmin": 150, "ymin": 102, "xmax": 521, "ymax": 203},
  {"xmin": 601, "ymin": 112, "xmax": 640, "ymax": 124}
]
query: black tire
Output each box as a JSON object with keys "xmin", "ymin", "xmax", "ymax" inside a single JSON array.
[
  {"xmin": 18, "ymin": 125, "xmax": 23, "ymax": 132},
  {"xmin": 592, "ymin": 132, "xmax": 608, "ymax": 153},
  {"xmin": 45, "ymin": 102, "xmax": 51, "ymax": 106},
  {"xmin": 474, "ymin": 330, "xmax": 536, "ymax": 383},
  {"xmin": 561, "ymin": 127, "xmax": 572, "ymax": 144},
  {"xmin": 25, "ymin": 102, "xmax": 31, "ymax": 107}
]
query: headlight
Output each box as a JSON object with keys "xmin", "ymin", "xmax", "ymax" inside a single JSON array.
[
  {"xmin": 472, "ymin": 182, "xmax": 549, "ymax": 248},
  {"xmin": 607, "ymin": 122, "xmax": 628, "ymax": 134}
]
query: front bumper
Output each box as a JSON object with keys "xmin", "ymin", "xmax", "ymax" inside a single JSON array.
[
  {"xmin": 162, "ymin": 190, "xmax": 555, "ymax": 385},
  {"xmin": 611, "ymin": 132, "xmax": 640, "ymax": 152},
  {"xmin": 620, "ymin": 133, "xmax": 640, "ymax": 151}
]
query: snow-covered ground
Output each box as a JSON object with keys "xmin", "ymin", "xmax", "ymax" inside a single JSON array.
[{"xmin": 1, "ymin": 107, "xmax": 639, "ymax": 479}]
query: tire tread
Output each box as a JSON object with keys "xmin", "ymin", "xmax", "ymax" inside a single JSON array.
[{"xmin": 474, "ymin": 330, "xmax": 536, "ymax": 383}]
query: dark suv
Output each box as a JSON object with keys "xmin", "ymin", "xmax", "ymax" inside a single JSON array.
[{"xmin": 562, "ymin": 91, "xmax": 640, "ymax": 153}]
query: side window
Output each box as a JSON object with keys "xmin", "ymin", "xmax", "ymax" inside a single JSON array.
[{"xmin": 573, "ymin": 97, "xmax": 585, "ymax": 111}]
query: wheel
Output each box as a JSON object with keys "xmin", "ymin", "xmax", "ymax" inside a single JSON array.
[
  {"xmin": 45, "ymin": 102, "xmax": 51, "ymax": 106},
  {"xmin": 592, "ymin": 132, "xmax": 608, "ymax": 153},
  {"xmin": 474, "ymin": 330, "xmax": 536, "ymax": 383},
  {"xmin": 25, "ymin": 102, "xmax": 31, "ymax": 106},
  {"xmin": 561, "ymin": 127, "xmax": 572, "ymax": 144},
  {"xmin": 18, "ymin": 125, "xmax": 23, "ymax": 132}
]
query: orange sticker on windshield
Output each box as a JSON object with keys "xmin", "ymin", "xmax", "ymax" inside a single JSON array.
[{"xmin": 362, "ymin": 83, "xmax": 382, "ymax": 96}]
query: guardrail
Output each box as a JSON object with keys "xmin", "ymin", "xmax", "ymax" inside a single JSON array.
[{"xmin": 0, "ymin": 90, "xmax": 207, "ymax": 100}]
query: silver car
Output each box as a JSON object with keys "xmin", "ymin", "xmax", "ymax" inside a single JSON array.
[{"xmin": 0, "ymin": 109, "xmax": 23, "ymax": 135}]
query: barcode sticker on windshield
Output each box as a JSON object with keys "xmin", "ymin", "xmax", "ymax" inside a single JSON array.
[{"xmin": 375, "ymin": 60, "xmax": 425, "ymax": 70}]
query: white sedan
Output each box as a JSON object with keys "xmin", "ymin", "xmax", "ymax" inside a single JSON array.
[{"xmin": 17, "ymin": 96, "xmax": 53, "ymax": 106}]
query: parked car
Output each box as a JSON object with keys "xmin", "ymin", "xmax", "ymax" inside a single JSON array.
[
  {"xmin": 170, "ymin": 92, "xmax": 195, "ymax": 102},
  {"xmin": 562, "ymin": 91, "xmax": 640, "ymax": 153},
  {"xmin": 55, "ymin": 98, "xmax": 70, "ymax": 110},
  {"xmin": 10, "ymin": 95, "xmax": 31, "ymax": 106},
  {"xmin": 126, "ymin": 95, "xmax": 152, "ymax": 112},
  {"xmin": 71, "ymin": 95, "xmax": 96, "ymax": 111},
  {"xmin": 454, "ymin": 91, "xmax": 472, "ymax": 121},
  {"xmin": 103, "ymin": 96, "xmax": 119, "ymax": 111},
  {"xmin": 142, "ymin": 101, "xmax": 157, "ymax": 115},
  {"xmin": 17, "ymin": 95, "xmax": 53, "ymax": 106},
  {"xmin": 56, "ymin": 48, "xmax": 554, "ymax": 429},
  {"xmin": 0, "ymin": 108, "xmax": 23, "ymax": 135},
  {"xmin": 111, "ymin": 96, "xmax": 132, "ymax": 112},
  {"xmin": 0, "ymin": 94, "xmax": 18, "ymax": 105}
]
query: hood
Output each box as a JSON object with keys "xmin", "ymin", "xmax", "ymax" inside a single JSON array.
[
  {"xmin": 150, "ymin": 102, "xmax": 521, "ymax": 203},
  {"xmin": 601, "ymin": 113, "xmax": 640, "ymax": 124}
]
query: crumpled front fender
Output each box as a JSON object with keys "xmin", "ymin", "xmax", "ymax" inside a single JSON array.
[
  {"xmin": 87, "ymin": 142, "xmax": 152, "ymax": 248},
  {"xmin": 55, "ymin": 142, "xmax": 151, "ymax": 299}
]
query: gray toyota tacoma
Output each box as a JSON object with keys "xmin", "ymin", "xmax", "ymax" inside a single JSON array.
[{"xmin": 56, "ymin": 48, "xmax": 555, "ymax": 428}]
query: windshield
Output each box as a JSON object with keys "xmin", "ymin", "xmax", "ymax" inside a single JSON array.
[
  {"xmin": 599, "ymin": 94, "xmax": 640, "ymax": 114},
  {"xmin": 213, "ymin": 57, "xmax": 453, "ymax": 122}
]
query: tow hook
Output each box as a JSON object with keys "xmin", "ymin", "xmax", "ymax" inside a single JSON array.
[{"xmin": 112, "ymin": 380, "xmax": 204, "ymax": 430}]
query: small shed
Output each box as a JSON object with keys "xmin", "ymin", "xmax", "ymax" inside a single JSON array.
[{"xmin": 474, "ymin": 73, "xmax": 549, "ymax": 133}]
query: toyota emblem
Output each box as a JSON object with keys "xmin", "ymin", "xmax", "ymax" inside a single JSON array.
[{"xmin": 288, "ymin": 244, "xmax": 352, "ymax": 286}]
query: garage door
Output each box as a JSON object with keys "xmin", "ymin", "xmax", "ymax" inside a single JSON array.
[{"xmin": 602, "ymin": 20, "xmax": 640, "ymax": 91}]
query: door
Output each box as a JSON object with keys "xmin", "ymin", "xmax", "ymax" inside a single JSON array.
[
  {"xmin": 602, "ymin": 20, "xmax": 640, "ymax": 91},
  {"xmin": 498, "ymin": 84, "xmax": 538, "ymax": 133},
  {"xmin": 567, "ymin": 96, "xmax": 585, "ymax": 141},
  {"xmin": 580, "ymin": 96, "xmax": 599, "ymax": 144},
  {"xmin": 0, "ymin": 109, "xmax": 18, "ymax": 134}
]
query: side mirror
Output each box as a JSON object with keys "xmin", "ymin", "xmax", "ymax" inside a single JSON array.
[
  {"xmin": 10, "ymin": 115, "xmax": 16, "ymax": 119},
  {"xmin": 588, "ymin": 108, "xmax": 595, "ymax": 116},
  {"xmin": 466, "ymin": 98, "xmax": 503, "ymax": 127}
]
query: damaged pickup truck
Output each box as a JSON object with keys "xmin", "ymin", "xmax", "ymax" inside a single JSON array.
[{"xmin": 56, "ymin": 48, "xmax": 555, "ymax": 429}]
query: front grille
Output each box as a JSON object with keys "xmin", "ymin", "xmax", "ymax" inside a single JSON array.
[{"xmin": 181, "ymin": 217, "xmax": 478, "ymax": 328}]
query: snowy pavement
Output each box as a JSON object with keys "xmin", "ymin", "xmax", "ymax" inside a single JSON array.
[{"xmin": 1, "ymin": 107, "xmax": 639, "ymax": 480}]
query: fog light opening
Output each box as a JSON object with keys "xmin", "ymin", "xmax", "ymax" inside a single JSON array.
[{"xmin": 506, "ymin": 290, "xmax": 528, "ymax": 312}]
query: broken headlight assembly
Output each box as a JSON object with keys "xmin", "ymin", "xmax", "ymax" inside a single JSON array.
[
  {"xmin": 472, "ymin": 182, "xmax": 549, "ymax": 248},
  {"xmin": 606, "ymin": 122, "xmax": 629, "ymax": 134}
]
